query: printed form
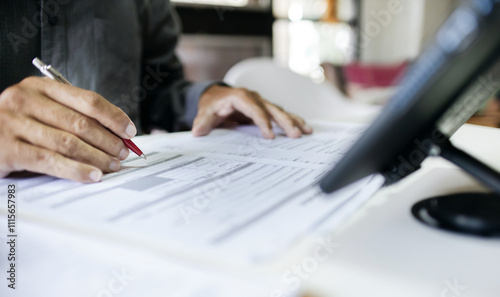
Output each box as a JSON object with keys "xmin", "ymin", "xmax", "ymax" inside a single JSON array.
[{"xmin": 0, "ymin": 121, "xmax": 384, "ymax": 266}]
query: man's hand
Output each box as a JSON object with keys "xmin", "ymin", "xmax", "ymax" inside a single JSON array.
[
  {"xmin": 0, "ymin": 77, "xmax": 136, "ymax": 183},
  {"xmin": 192, "ymin": 85, "xmax": 313, "ymax": 139}
]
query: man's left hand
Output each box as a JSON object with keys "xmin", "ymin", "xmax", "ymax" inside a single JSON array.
[{"xmin": 192, "ymin": 85, "xmax": 313, "ymax": 139}]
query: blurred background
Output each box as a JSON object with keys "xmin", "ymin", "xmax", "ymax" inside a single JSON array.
[{"xmin": 173, "ymin": 0, "xmax": 500, "ymax": 126}]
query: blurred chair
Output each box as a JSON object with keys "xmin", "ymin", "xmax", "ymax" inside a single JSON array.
[{"xmin": 223, "ymin": 57, "xmax": 381, "ymax": 122}]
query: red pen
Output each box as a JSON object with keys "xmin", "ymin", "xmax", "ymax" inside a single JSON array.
[
  {"xmin": 123, "ymin": 139, "xmax": 147, "ymax": 160},
  {"xmin": 33, "ymin": 58, "xmax": 147, "ymax": 160}
]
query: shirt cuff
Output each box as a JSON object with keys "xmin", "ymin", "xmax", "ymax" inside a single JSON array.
[{"xmin": 183, "ymin": 80, "xmax": 228, "ymax": 127}]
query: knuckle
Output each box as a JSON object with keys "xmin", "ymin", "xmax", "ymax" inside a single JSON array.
[
  {"xmin": 58, "ymin": 134, "xmax": 78, "ymax": 153},
  {"xmin": 82, "ymin": 91, "xmax": 102, "ymax": 110},
  {"xmin": 20, "ymin": 76, "xmax": 40, "ymax": 86},
  {"xmin": 234, "ymin": 88, "xmax": 250, "ymax": 98},
  {"xmin": 34, "ymin": 149, "xmax": 55, "ymax": 166},
  {"xmin": 73, "ymin": 116, "xmax": 91, "ymax": 134},
  {"xmin": 0, "ymin": 86, "xmax": 23, "ymax": 108}
]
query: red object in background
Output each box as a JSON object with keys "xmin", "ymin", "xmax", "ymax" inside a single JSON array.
[{"xmin": 343, "ymin": 62, "xmax": 408, "ymax": 88}]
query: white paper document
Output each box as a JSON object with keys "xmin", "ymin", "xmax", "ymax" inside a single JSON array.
[
  {"xmin": 0, "ymin": 121, "xmax": 384, "ymax": 266},
  {"xmin": 0, "ymin": 217, "xmax": 290, "ymax": 297}
]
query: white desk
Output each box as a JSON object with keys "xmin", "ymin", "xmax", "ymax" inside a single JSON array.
[
  {"xmin": 1, "ymin": 124, "xmax": 499, "ymax": 297},
  {"xmin": 303, "ymin": 124, "xmax": 500, "ymax": 297}
]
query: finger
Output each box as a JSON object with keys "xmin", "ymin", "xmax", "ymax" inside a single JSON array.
[
  {"xmin": 192, "ymin": 111, "xmax": 225, "ymax": 137},
  {"xmin": 264, "ymin": 103, "xmax": 302, "ymax": 138},
  {"xmin": 261, "ymin": 100, "xmax": 313, "ymax": 135},
  {"xmin": 24, "ymin": 77, "xmax": 136, "ymax": 139},
  {"xmin": 12, "ymin": 115, "xmax": 121, "ymax": 173},
  {"xmin": 45, "ymin": 105, "xmax": 128, "ymax": 160},
  {"xmin": 11, "ymin": 141, "xmax": 103, "ymax": 183},
  {"xmin": 289, "ymin": 113, "xmax": 313, "ymax": 134},
  {"xmin": 2, "ymin": 81, "xmax": 128, "ymax": 160},
  {"xmin": 231, "ymin": 94, "xmax": 275, "ymax": 139}
]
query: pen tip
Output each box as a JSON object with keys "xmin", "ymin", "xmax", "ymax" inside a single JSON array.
[{"xmin": 141, "ymin": 154, "xmax": 147, "ymax": 160}]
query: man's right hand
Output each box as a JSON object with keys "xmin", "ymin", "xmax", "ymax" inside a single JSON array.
[{"xmin": 0, "ymin": 77, "xmax": 137, "ymax": 183}]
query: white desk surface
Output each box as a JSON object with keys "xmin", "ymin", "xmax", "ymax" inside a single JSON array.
[
  {"xmin": 304, "ymin": 124, "xmax": 500, "ymax": 297},
  {"xmin": 1, "ymin": 123, "xmax": 499, "ymax": 297}
]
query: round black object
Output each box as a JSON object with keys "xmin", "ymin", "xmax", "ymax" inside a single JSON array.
[{"xmin": 412, "ymin": 193, "xmax": 500, "ymax": 236}]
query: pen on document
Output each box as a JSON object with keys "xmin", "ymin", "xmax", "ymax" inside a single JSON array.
[{"xmin": 32, "ymin": 57, "xmax": 147, "ymax": 160}]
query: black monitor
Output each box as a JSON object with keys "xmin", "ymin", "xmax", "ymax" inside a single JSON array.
[{"xmin": 320, "ymin": 0, "xmax": 500, "ymax": 236}]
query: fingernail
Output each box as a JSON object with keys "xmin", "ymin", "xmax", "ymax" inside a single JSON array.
[
  {"xmin": 119, "ymin": 147, "xmax": 130, "ymax": 160},
  {"xmin": 304, "ymin": 124, "xmax": 313, "ymax": 133},
  {"xmin": 126, "ymin": 123, "xmax": 137, "ymax": 138},
  {"xmin": 109, "ymin": 159, "xmax": 121, "ymax": 172},
  {"xmin": 89, "ymin": 170, "xmax": 103, "ymax": 182}
]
